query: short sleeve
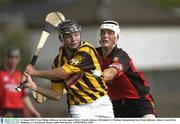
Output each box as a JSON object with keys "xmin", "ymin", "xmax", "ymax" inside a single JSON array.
[
  {"xmin": 51, "ymin": 81, "xmax": 65, "ymax": 93},
  {"xmin": 111, "ymin": 49, "xmax": 131, "ymax": 75}
]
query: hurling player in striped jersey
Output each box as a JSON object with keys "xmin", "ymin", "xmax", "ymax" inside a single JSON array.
[{"xmin": 22, "ymin": 20, "xmax": 114, "ymax": 118}]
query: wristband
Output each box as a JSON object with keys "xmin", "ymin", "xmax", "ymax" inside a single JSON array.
[{"xmin": 109, "ymin": 62, "xmax": 123, "ymax": 77}]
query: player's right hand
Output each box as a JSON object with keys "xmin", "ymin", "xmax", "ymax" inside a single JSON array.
[
  {"xmin": 21, "ymin": 72, "xmax": 37, "ymax": 90},
  {"xmin": 25, "ymin": 64, "xmax": 37, "ymax": 76}
]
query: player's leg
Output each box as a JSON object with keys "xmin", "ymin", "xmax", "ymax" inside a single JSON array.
[{"xmin": 142, "ymin": 114, "xmax": 156, "ymax": 118}]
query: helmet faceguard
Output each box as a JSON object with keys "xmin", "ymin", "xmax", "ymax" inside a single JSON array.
[{"xmin": 100, "ymin": 20, "xmax": 120, "ymax": 38}]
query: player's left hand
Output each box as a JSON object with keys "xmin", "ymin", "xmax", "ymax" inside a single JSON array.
[
  {"xmin": 25, "ymin": 64, "xmax": 37, "ymax": 76},
  {"xmin": 33, "ymin": 111, "xmax": 42, "ymax": 118},
  {"xmin": 21, "ymin": 72, "xmax": 37, "ymax": 90}
]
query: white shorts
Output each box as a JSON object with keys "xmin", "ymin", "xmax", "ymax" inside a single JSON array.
[{"xmin": 69, "ymin": 95, "xmax": 114, "ymax": 118}]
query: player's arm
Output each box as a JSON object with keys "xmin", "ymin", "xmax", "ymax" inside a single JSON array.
[
  {"xmin": 25, "ymin": 64, "xmax": 69, "ymax": 80},
  {"xmin": 25, "ymin": 48, "xmax": 96, "ymax": 80},
  {"xmin": 22, "ymin": 73, "xmax": 64, "ymax": 101},
  {"xmin": 23, "ymin": 96, "xmax": 41, "ymax": 117},
  {"xmin": 103, "ymin": 51, "xmax": 130, "ymax": 81},
  {"xmin": 103, "ymin": 68, "xmax": 118, "ymax": 81}
]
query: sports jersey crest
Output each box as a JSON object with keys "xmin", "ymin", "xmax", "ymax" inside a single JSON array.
[{"xmin": 70, "ymin": 55, "xmax": 84, "ymax": 65}]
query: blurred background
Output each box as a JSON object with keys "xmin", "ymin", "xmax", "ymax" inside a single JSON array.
[{"xmin": 0, "ymin": 0, "xmax": 180, "ymax": 117}]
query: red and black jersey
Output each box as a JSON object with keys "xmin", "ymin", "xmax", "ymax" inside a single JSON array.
[
  {"xmin": 96, "ymin": 46, "xmax": 150, "ymax": 100},
  {"xmin": 0, "ymin": 66, "xmax": 27, "ymax": 110}
]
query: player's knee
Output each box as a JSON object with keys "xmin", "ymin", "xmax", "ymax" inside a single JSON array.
[{"xmin": 142, "ymin": 114, "xmax": 156, "ymax": 118}]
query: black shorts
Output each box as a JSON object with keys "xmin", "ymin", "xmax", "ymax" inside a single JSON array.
[
  {"xmin": 112, "ymin": 94, "xmax": 156, "ymax": 117},
  {"xmin": 2, "ymin": 109, "xmax": 24, "ymax": 117}
]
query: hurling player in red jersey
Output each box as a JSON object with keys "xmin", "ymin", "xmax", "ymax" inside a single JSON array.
[
  {"xmin": 0, "ymin": 46, "xmax": 41, "ymax": 117},
  {"xmin": 96, "ymin": 21, "xmax": 156, "ymax": 118}
]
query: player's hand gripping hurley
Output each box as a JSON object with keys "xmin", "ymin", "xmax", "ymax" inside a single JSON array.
[{"xmin": 16, "ymin": 11, "xmax": 65, "ymax": 92}]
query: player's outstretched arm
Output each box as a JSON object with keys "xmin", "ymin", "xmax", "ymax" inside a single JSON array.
[
  {"xmin": 25, "ymin": 64, "xmax": 69, "ymax": 80},
  {"xmin": 22, "ymin": 73, "xmax": 63, "ymax": 101},
  {"xmin": 103, "ymin": 68, "xmax": 118, "ymax": 81},
  {"xmin": 103, "ymin": 57, "xmax": 125, "ymax": 81},
  {"xmin": 23, "ymin": 96, "xmax": 41, "ymax": 117}
]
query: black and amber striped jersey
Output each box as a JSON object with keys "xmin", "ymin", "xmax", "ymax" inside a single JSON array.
[{"xmin": 51, "ymin": 42, "xmax": 107, "ymax": 106}]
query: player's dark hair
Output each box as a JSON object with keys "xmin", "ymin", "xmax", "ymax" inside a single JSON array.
[{"xmin": 4, "ymin": 45, "xmax": 21, "ymax": 58}]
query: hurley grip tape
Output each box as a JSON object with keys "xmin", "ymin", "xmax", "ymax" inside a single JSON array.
[{"xmin": 30, "ymin": 55, "xmax": 38, "ymax": 65}]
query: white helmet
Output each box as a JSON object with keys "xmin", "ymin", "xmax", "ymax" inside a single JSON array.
[{"xmin": 100, "ymin": 20, "xmax": 120, "ymax": 38}]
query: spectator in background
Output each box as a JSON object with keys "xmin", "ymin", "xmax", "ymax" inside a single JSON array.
[{"xmin": 0, "ymin": 46, "xmax": 41, "ymax": 117}]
